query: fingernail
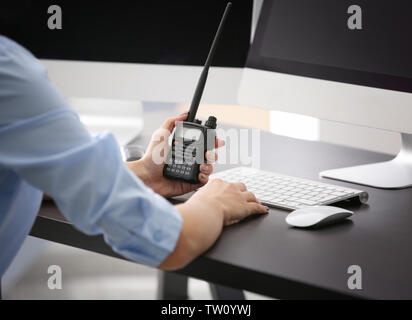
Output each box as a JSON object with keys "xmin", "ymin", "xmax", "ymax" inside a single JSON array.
[
  {"xmin": 200, "ymin": 174, "xmax": 207, "ymax": 180},
  {"xmin": 265, "ymin": 206, "xmax": 270, "ymax": 212},
  {"xmin": 201, "ymin": 165, "xmax": 209, "ymax": 173}
]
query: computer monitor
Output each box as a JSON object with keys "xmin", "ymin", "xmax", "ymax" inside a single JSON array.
[
  {"xmin": 1, "ymin": 0, "xmax": 251, "ymax": 145},
  {"xmin": 238, "ymin": 0, "xmax": 412, "ymax": 189},
  {"xmin": 1, "ymin": 0, "xmax": 251, "ymax": 104}
]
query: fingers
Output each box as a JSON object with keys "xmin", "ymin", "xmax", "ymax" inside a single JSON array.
[
  {"xmin": 243, "ymin": 191, "xmax": 258, "ymax": 203},
  {"xmin": 151, "ymin": 127, "xmax": 171, "ymax": 143},
  {"xmin": 198, "ymin": 172, "xmax": 209, "ymax": 184},
  {"xmin": 247, "ymin": 202, "xmax": 270, "ymax": 214},
  {"xmin": 225, "ymin": 201, "xmax": 268, "ymax": 227},
  {"xmin": 224, "ymin": 202, "xmax": 268, "ymax": 227},
  {"xmin": 206, "ymin": 140, "xmax": 224, "ymax": 164},
  {"xmin": 206, "ymin": 151, "xmax": 218, "ymax": 164},
  {"xmin": 161, "ymin": 113, "xmax": 188, "ymax": 132},
  {"xmin": 200, "ymin": 164, "xmax": 213, "ymax": 175},
  {"xmin": 233, "ymin": 182, "xmax": 247, "ymax": 192},
  {"xmin": 198, "ymin": 164, "xmax": 214, "ymax": 184},
  {"xmin": 147, "ymin": 113, "xmax": 188, "ymax": 157},
  {"xmin": 144, "ymin": 127, "xmax": 170, "ymax": 161},
  {"xmin": 215, "ymin": 138, "xmax": 225, "ymax": 149}
]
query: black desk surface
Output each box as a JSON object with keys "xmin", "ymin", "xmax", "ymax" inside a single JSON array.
[{"xmin": 30, "ymin": 108, "xmax": 412, "ymax": 299}]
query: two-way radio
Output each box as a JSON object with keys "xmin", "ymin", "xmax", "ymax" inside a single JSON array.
[{"xmin": 163, "ymin": 2, "xmax": 232, "ymax": 184}]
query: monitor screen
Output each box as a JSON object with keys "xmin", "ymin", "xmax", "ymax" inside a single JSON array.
[
  {"xmin": 0, "ymin": 0, "xmax": 252, "ymax": 67},
  {"xmin": 248, "ymin": 0, "xmax": 412, "ymax": 93}
]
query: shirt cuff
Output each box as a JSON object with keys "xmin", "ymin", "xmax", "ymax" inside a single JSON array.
[{"xmin": 98, "ymin": 194, "xmax": 183, "ymax": 268}]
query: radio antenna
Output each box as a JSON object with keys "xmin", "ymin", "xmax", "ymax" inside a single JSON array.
[{"xmin": 187, "ymin": 2, "xmax": 232, "ymax": 123}]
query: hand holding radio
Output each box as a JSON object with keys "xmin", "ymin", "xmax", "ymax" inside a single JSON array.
[{"xmin": 127, "ymin": 113, "xmax": 224, "ymax": 198}]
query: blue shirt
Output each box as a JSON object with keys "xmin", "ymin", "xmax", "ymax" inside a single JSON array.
[{"xmin": 0, "ymin": 36, "xmax": 182, "ymax": 276}]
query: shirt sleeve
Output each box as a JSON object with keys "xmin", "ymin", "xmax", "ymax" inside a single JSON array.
[{"xmin": 0, "ymin": 36, "xmax": 183, "ymax": 267}]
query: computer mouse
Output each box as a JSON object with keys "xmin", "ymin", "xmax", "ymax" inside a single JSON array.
[{"xmin": 285, "ymin": 206, "xmax": 353, "ymax": 228}]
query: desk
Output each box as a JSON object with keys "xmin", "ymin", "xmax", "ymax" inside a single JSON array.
[{"xmin": 29, "ymin": 108, "xmax": 412, "ymax": 300}]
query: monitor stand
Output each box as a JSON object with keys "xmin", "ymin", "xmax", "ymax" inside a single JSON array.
[{"xmin": 320, "ymin": 133, "xmax": 412, "ymax": 189}]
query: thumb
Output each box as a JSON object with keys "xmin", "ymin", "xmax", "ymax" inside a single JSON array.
[
  {"xmin": 145, "ymin": 113, "xmax": 188, "ymax": 161},
  {"xmin": 146, "ymin": 127, "xmax": 171, "ymax": 155},
  {"xmin": 161, "ymin": 113, "xmax": 189, "ymax": 132}
]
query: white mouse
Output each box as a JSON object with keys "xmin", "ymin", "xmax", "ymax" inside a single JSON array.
[{"xmin": 286, "ymin": 206, "xmax": 353, "ymax": 228}]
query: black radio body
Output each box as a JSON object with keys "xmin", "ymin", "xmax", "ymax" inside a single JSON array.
[{"xmin": 164, "ymin": 118, "xmax": 217, "ymax": 184}]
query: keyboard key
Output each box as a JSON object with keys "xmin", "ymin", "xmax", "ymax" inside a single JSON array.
[{"xmin": 298, "ymin": 199, "xmax": 318, "ymax": 206}]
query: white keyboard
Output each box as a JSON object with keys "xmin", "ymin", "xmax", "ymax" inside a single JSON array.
[{"xmin": 211, "ymin": 167, "xmax": 369, "ymax": 211}]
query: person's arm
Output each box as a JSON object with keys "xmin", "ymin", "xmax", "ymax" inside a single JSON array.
[
  {"xmin": 0, "ymin": 36, "xmax": 183, "ymax": 267},
  {"xmin": 160, "ymin": 202, "xmax": 224, "ymax": 270},
  {"xmin": 123, "ymin": 113, "xmax": 268, "ymax": 269},
  {"xmin": 125, "ymin": 113, "xmax": 224, "ymax": 198},
  {"xmin": 0, "ymin": 36, "xmax": 268, "ymax": 270}
]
